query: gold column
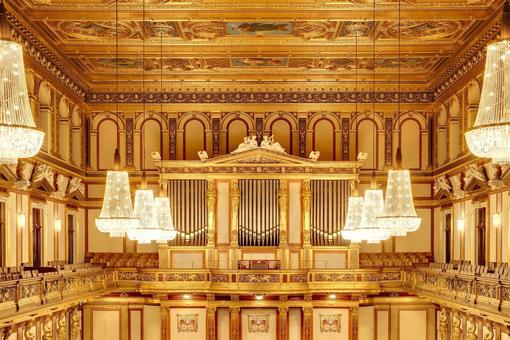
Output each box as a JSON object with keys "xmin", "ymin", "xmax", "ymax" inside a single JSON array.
[
  {"xmin": 278, "ymin": 307, "xmax": 288, "ymax": 340},
  {"xmin": 230, "ymin": 180, "xmax": 240, "ymax": 268},
  {"xmin": 351, "ymin": 307, "xmax": 359, "ymax": 340},
  {"xmin": 302, "ymin": 307, "xmax": 312, "ymax": 340},
  {"xmin": 41, "ymin": 316, "xmax": 53, "ymax": 340},
  {"xmin": 207, "ymin": 179, "xmax": 217, "ymax": 268},
  {"xmin": 206, "ymin": 307, "xmax": 216, "ymax": 340},
  {"xmin": 230, "ymin": 306, "xmax": 241, "ymax": 340},
  {"xmin": 452, "ymin": 311, "xmax": 462, "ymax": 340},
  {"xmin": 161, "ymin": 306, "xmax": 170, "ymax": 340},
  {"xmin": 23, "ymin": 322, "xmax": 36, "ymax": 340},
  {"xmin": 438, "ymin": 308, "xmax": 449, "ymax": 340},
  {"xmin": 70, "ymin": 308, "xmax": 82, "ymax": 340},
  {"xmin": 279, "ymin": 180, "xmax": 289, "ymax": 269},
  {"xmin": 301, "ymin": 179, "xmax": 312, "ymax": 269}
]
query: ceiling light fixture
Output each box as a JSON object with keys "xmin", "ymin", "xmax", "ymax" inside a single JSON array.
[
  {"xmin": 0, "ymin": 1, "xmax": 44, "ymax": 164},
  {"xmin": 465, "ymin": 1, "xmax": 510, "ymax": 164}
]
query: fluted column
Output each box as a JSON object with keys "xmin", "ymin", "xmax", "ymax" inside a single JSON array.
[
  {"xmin": 70, "ymin": 308, "xmax": 82, "ymax": 340},
  {"xmin": 439, "ymin": 308, "xmax": 449, "ymax": 340},
  {"xmin": 230, "ymin": 307, "xmax": 241, "ymax": 340},
  {"xmin": 278, "ymin": 307, "xmax": 288, "ymax": 340},
  {"xmin": 279, "ymin": 180, "xmax": 289, "ymax": 269},
  {"xmin": 301, "ymin": 180, "xmax": 312, "ymax": 268},
  {"xmin": 206, "ymin": 307, "xmax": 216, "ymax": 340},
  {"xmin": 230, "ymin": 180, "xmax": 240, "ymax": 268},
  {"xmin": 302, "ymin": 307, "xmax": 312, "ymax": 340}
]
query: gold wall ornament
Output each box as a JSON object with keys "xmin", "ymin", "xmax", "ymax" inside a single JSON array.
[
  {"xmin": 70, "ymin": 308, "xmax": 82, "ymax": 340},
  {"xmin": 41, "ymin": 317, "xmax": 53, "ymax": 340},
  {"xmin": 467, "ymin": 317, "xmax": 478, "ymax": 340},
  {"xmin": 439, "ymin": 308, "xmax": 449, "ymax": 340},
  {"xmin": 452, "ymin": 312, "xmax": 462, "ymax": 340}
]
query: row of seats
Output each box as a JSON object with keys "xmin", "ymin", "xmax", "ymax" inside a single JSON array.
[
  {"xmin": 86, "ymin": 252, "xmax": 159, "ymax": 268},
  {"xmin": 0, "ymin": 262, "xmax": 100, "ymax": 282},
  {"xmin": 426, "ymin": 262, "xmax": 510, "ymax": 279},
  {"xmin": 360, "ymin": 252, "xmax": 432, "ymax": 268}
]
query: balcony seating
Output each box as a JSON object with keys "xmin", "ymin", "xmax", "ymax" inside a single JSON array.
[
  {"xmin": 427, "ymin": 262, "xmax": 509, "ymax": 279},
  {"xmin": 360, "ymin": 252, "xmax": 432, "ymax": 268},
  {"xmin": 238, "ymin": 260, "xmax": 280, "ymax": 270},
  {"xmin": 86, "ymin": 252, "xmax": 159, "ymax": 268}
]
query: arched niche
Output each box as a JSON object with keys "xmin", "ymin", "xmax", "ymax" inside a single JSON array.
[
  {"xmin": 226, "ymin": 118, "xmax": 249, "ymax": 153},
  {"xmin": 141, "ymin": 118, "xmax": 162, "ymax": 170},
  {"xmin": 270, "ymin": 118, "xmax": 293, "ymax": 154},
  {"xmin": 58, "ymin": 97, "xmax": 70, "ymax": 161},
  {"xmin": 183, "ymin": 119, "xmax": 205, "ymax": 160},
  {"xmin": 71, "ymin": 107, "xmax": 82, "ymax": 166},
  {"xmin": 38, "ymin": 82, "xmax": 52, "ymax": 151},
  {"xmin": 448, "ymin": 96, "xmax": 461, "ymax": 160},
  {"xmin": 400, "ymin": 118, "xmax": 421, "ymax": 169},
  {"xmin": 356, "ymin": 119, "xmax": 378, "ymax": 169},
  {"xmin": 313, "ymin": 118, "xmax": 335, "ymax": 161},
  {"xmin": 437, "ymin": 105, "xmax": 448, "ymax": 165},
  {"xmin": 97, "ymin": 119, "xmax": 118, "ymax": 170}
]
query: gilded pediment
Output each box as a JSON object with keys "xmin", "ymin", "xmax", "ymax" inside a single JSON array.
[{"xmin": 202, "ymin": 148, "xmax": 314, "ymax": 166}]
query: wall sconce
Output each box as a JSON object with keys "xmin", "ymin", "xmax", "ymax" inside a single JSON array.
[
  {"xmin": 182, "ymin": 293, "xmax": 191, "ymax": 300},
  {"xmin": 17, "ymin": 213, "xmax": 26, "ymax": 229},
  {"xmin": 54, "ymin": 219, "xmax": 62, "ymax": 233},
  {"xmin": 457, "ymin": 218, "xmax": 465, "ymax": 231},
  {"xmin": 254, "ymin": 294, "xmax": 264, "ymax": 301},
  {"xmin": 492, "ymin": 213, "xmax": 501, "ymax": 228}
]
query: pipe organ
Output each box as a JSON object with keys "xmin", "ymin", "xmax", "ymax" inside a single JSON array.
[
  {"xmin": 167, "ymin": 179, "xmax": 208, "ymax": 246},
  {"xmin": 238, "ymin": 179, "xmax": 280, "ymax": 246},
  {"xmin": 310, "ymin": 180, "xmax": 350, "ymax": 246},
  {"xmin": 156, "ymin": 148, "xmax": 361, "ymax": 269}
]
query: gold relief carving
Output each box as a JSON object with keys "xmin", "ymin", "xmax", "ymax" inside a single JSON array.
[
  {"xmin": 452, "ymin": 312, "xmax": 462, "ymax": 340},
  {"xmin": 314, "ymin": 273, "xmax": 355, "ymax": 282},
  {"xmin": 302, "ymin": 307, "xmax": 312, "ymax": 340},
  {"xmin": 70, "ymin": 309, "xmax": 82, "ymax": 340},
  {"xmin": 439, "ymin": 308, "xmax": 449, "ymax": 340},
  {"xmin": 206, "ymin": 307, "xmax": 216, "ymax": 340},
  {"xmin": 467, "ymin": 318, "xmax": 478, "ymax": 340},
  {"xmin": 319, "ymin": 314, "xmax": 342, "ymax": 333},
  {"xmin": 483, "ymin": 324, "xmax": 495, "ymax": 340},
  {"xmin": 176, "ymin": 314, "xmax": 199, "ymax": 333},
  {"xmin": 23, "ymin": 323, "xmax": 36, "ymax": 340},
  {"xmin": 181, "ymin": 21, "xmax": 225, "ymax": 40},
  {"xmin": 247, "ymin": 314, "xmax": 270, "ymax": 333},
  {"xmin": 278, "ymin": 307, "xmax": 288, "ymax": 340},
  {"xmin": 41, "ymin": 317, "xmax": 53, "ymax": 340},
  {"xmin": 56, "ymin": 313, "xmax": 67, "ymax": 340},
  {"xmin": 238, "ymin": 273, "xmax": 279, "ymax": 284},
  {"xmin": 230, "ymin": 307, "xmax": 241, "ymax": 340}
]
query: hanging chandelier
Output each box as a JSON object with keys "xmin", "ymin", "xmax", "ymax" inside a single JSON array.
[
  {"xmin": 378, "ymin": 149, "xmax": 421, "ymax": 235},
  {"xmin": 377, "ymin": 0, "xmax": 421, "ymax": 236},
  {"xmin": 465, "ymin": 1, "xmax": 510, "ymax": 164},
  {"xmin": 128, "ymin": 181, "xmax": 177, "ymax": 244},
  {"xmin": 0, "ymin": 4, "xmax": 44, "ymax": 164},
  {"xmin": 95, "ymin": 0, "xmax": 139, "ymax": 237},
  {"xmin": 341, "ymin": 193, "xmax": 364, "ymax": 243},
  {"xmin": 357, "ymin": 183, "xmax": 391, "ymax": 243}
]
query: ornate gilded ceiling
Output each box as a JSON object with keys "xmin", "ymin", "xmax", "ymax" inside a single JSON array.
[{"xmin": 6, "ymin": 0, "xmax": 503, "ymax": 97}]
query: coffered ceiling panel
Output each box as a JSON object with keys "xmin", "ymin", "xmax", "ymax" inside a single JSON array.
[{"xmin": 6, "ymin": 0, "xmax": 503, "ymax": 93}]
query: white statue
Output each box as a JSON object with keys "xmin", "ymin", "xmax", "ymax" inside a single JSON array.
[
  {"xmin": 232, "ymin": 136, "xmax": 258, "ymax": 154},
  {"xmin": 260, "ymin": 135, "xmax": 285, "ymax": 153},
  {"xmin": 198, "ymin": 150, "xmax": 208, "ymax": 161},
  {"xmin": 309, "ymin": 151, "xmax": 320, "ymax": 161},
  {"xmin": 433, "ymin": 175, "xmax": 452, "ymax": 196}
]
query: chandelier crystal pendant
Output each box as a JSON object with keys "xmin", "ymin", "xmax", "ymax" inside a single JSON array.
[
  {"xmin": 153, "ymin": 195, "xmax": 177, "ymax": 243},
  {"xmin": 0, "ymin": 6, "xmax": 44, "ymax": 164},
  {"xmin": 377, "ymin": 148, "xmax": 421, "ymax": 235},
  {"xmin": 465, "ymin": 1, "xmax": 510, "ymax": 164},
  {"xmin": 95, "ymin": 150, "xmax": 139, "ymax": 237}
]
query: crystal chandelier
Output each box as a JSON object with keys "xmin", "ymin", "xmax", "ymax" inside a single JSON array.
[
  {"xmin": 95, "ymin": 0, "xmax": 139, "ymax": 237},
  {"xmin": 0, "ymin": 6, "xmax": 44, "ymax": 164},
  {"xmin": 96, "ymin": 150, "xmax": 139, "ymax": 237},
  {"xmin": 357, "ymin": 184, "xmax": 391, "ymax": 243},
  {"xmin": 378, "ymin": 148, "xmax": 421, "ymax": 235},
  {"xmin": 128, "ymin": 183, "xmax": 177, "ymax": 244},
  {"xmin": 377, "ymin": 0, "xmax": 421, "ymax": 236},
  {"xmin": 465, "ymin": 2, "xmax": 510, "ymax": 164}
]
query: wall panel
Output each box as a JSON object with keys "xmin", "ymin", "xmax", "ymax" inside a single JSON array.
[
  {"xmin": 241, "ymin": 308, "xmax": 277, "ymax": 340},
  {"xmin": 93, "ymin": 311, "xmax": 120, "ymax": 340}
]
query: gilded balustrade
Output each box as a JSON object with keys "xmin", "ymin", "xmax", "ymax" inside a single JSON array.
[{"xmin": 0, "ymin": 267, "xmax": 115, "ymax": 321}]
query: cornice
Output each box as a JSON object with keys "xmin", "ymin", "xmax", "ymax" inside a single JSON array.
[
  {"xmin": 86, "ymin": 91, "xmax": 434, "ymax": 104},
  {"xmin": 7, "ymin": 13, "xmax": 89, "ymax": 100}
]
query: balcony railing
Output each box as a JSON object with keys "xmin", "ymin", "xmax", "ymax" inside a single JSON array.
[
  {"xmin": 405, "ymin": 264, "xmax": 510, "ymax": 316},
  {"xmin": 0, "ymin": 266, "xmax": 115, "ymax": 320}
]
